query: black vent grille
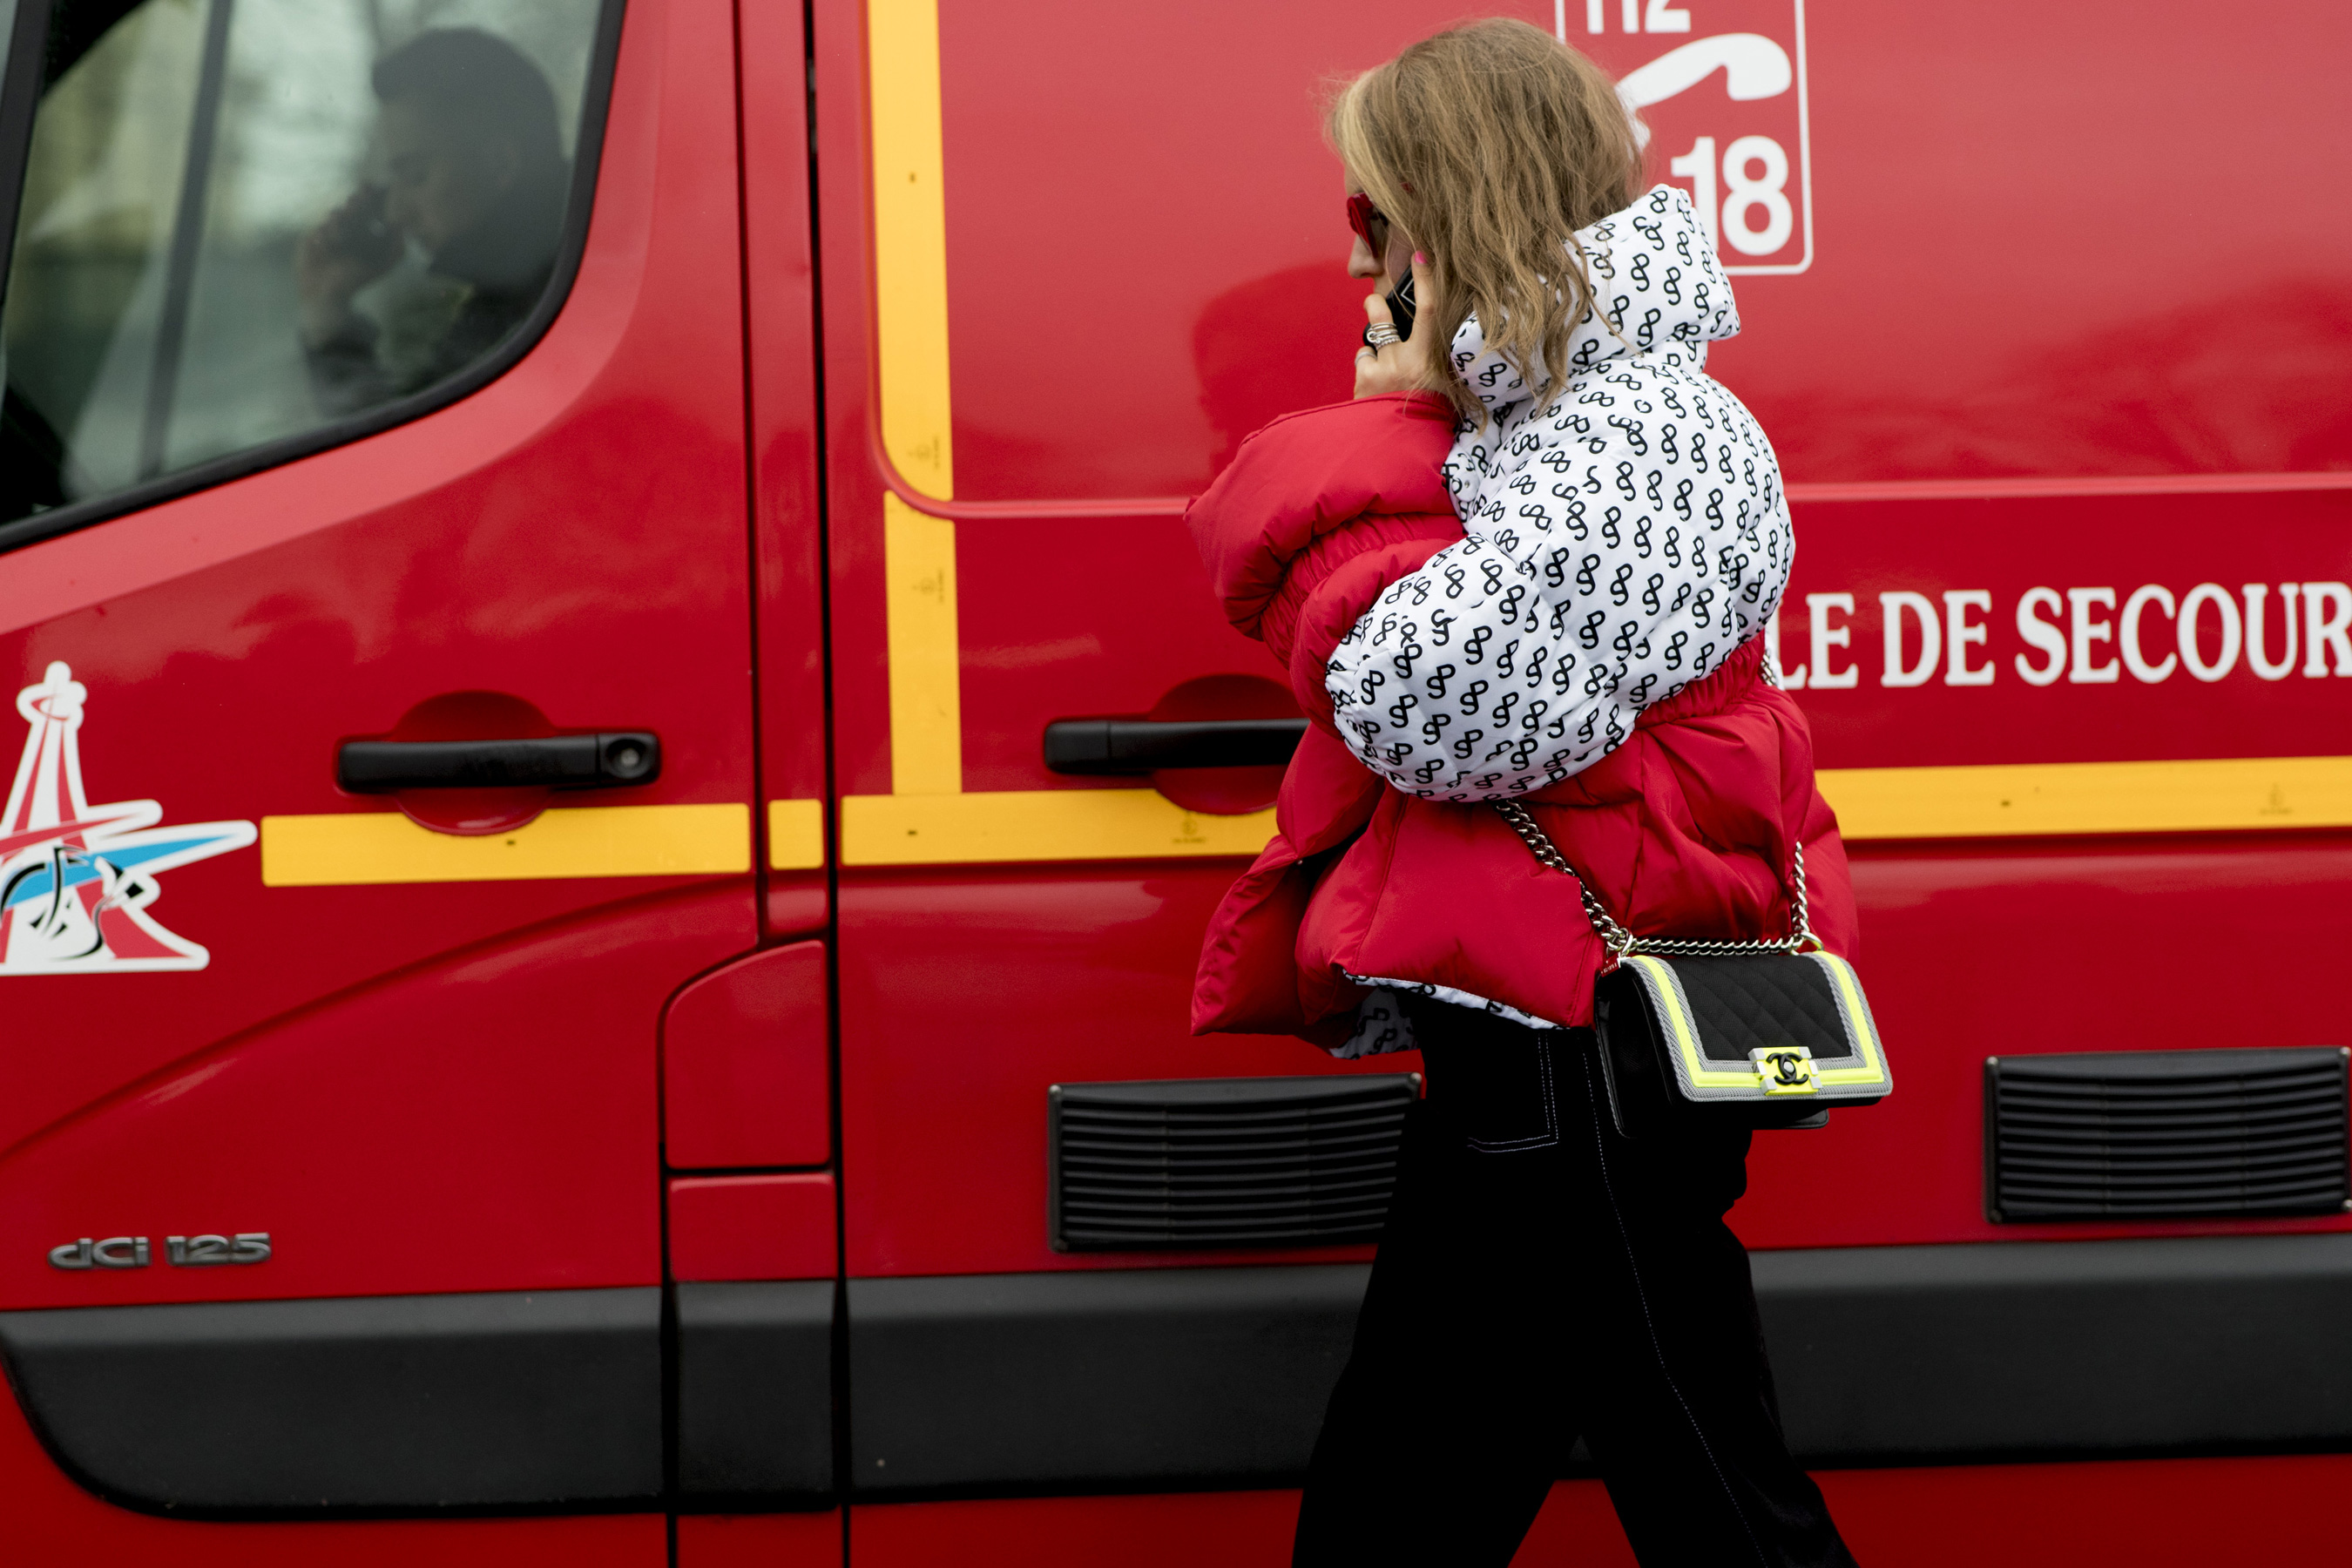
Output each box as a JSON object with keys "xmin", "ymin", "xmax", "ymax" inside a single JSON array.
[
  {"xmin": 1051, "ymin": 1075, "xmax": 1419, "ymax": 1251},
  {"xmin": 1987, "ymin": 1048, "xmax": 2350, "ymax": 1222}
]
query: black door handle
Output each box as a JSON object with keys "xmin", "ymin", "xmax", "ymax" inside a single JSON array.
[
  {"xmin": 1043, "ymin": 718, "xmax": 1306, "ymax": 774},
  {"xmin": 338, "ymin": 733, "xmax": 661, "ymax": 792}
]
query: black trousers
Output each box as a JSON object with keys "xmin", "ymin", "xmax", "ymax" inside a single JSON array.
[{"xmin": 1294, "ymin": 997, "xmax": 1856, "ymax": 1568}]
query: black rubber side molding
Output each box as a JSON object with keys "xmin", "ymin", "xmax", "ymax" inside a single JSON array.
[
  {"xmin": 337, "ymin": 733, "xmax": 659, "ymax": 791},
  {"xmin": 0, "ymin": 1287, "xmax": 660, "ymax": 1515},
  {"xmin": 847, "ymin": 1233, "xmax": 2352, "ymax": 1495},
  {"xmin": 676, "ymin": 1281, "xmax": 835, "ymax": 1508},
  {"xmin": 1043, "ymin": 718, "xmax": 1305, "ymax": 774},
  {"xmin": 23, "ymin": 1236, "xmax": 2352, "ymax": 1512},
  {"xmin": 848, "ymin": 1265, "xmax": 1361, "ymax": 1494},
  {"xmin": 1756, "ymin": 1233, "xmax": 2352, "ymax": 1463}
]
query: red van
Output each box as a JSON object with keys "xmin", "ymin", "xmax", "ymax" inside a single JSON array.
[{"xmin": 0, "ymin": 0, "xmax": 2346, "ymax": 1563}]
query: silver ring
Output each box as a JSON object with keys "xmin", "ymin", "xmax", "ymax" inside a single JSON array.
[{"xmin": 1362, "ymin": 321, "xmax": 1402, "ymax": 348}]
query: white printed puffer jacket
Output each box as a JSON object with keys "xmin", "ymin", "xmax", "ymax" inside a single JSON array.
[{"xmin": 1324, "ymin": 184, "xmax": 1792, "ymax": 801}]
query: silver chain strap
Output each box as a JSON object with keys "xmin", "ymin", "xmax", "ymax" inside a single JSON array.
[{"xmin": 1490, "ymin": 800, "xmax": 1814, "ymax": 959}]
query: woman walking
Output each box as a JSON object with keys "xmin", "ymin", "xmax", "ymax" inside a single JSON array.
[{"xmin": 1185, "ymin": 20, "xmax": 1860, "ymax": 1566}]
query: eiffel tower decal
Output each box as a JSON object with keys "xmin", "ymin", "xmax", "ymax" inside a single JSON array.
[{"xmin": 0, "ymin": 663, "xmax": 255, "ymax": 974}]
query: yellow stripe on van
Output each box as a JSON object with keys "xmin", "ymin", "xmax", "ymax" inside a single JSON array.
[
  {"xmin": 869, "ymin": 0, "xmax": 966, "ymax": 799},
  {"xmin": 825, "ymin": 756, "xmax": 2352, "ymax": 866},
  {"xmin": 260, "ymin": 804, "xmax": 751, "ymax": 887},
  {"xmin": 1817, "ymin": 754, "xmax": 2352, "ymax": 839},
  {"xmin": 767, "ymin": 799, "xmax": 828, "ymax": 870},
  {"xmin": 841, "ymin": 790, "xmax": 1275, "ymax": 867},
  {"xmin": 868, "ymin": 0, "xmax": 953, "ymax": 497},
  {"xmin": 883, "ymin": 497, "xmax": 963, "ymax": 794}
]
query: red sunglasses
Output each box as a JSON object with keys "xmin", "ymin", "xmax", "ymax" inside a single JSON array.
[{"xmin": 1346, "ymin": 193, "xmax": 1385, "ymax": 249}]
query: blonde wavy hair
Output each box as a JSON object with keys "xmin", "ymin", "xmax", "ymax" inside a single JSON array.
[{"xmin": 1328, "ymin": 19, "xmax": 1643, "ymax": 418}]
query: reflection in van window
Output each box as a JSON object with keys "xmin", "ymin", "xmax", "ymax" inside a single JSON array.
[
  {"xmin": 299, "ymin": 30, "xmax": 568, "ymax": 416},
  {"xmin": 0, "ymin": 0, "xmax": 602, "ymax": 527}
]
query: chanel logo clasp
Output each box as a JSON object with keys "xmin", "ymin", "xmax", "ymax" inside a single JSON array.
[{"xmin": 1750, "ymin": 1046, "xmax": 1817, "ymax": 1095}]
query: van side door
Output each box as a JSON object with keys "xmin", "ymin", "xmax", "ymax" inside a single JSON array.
[{"xmin": 0, "ymin": 0, "xmax": 754, "ymax": 1558}]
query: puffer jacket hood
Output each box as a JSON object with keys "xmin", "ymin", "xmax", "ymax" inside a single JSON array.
[{"xmin": 1449, "ymin": 182, "xmax": 1740, "ymax": 416}]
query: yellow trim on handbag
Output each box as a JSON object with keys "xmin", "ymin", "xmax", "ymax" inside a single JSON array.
[
  {"xmin": 1810, "ymin": 951, "xmax": 1890, "ymax": 1087},
  {"xmin": 1752, "ymin": 1046, "xmax": 1820, "ymax": 1094},
  {"xmin": 1621, "ymin": 955, "xmax": 1761, "ymax": 1091}
]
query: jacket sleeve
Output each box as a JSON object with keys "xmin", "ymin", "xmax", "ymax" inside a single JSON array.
[
  {"xmin": 1264, "ymin": 514, "xmax": 1464, "ymax": 725},
  {"xmin": 1185, "ymin": 394, "xmax": 1458, "ymax": 642},
  {"xmin": 1324, "ymin": 368, "xmax": 1793, "ymax": 801}
]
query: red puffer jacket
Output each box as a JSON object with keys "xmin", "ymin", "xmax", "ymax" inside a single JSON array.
[{"xmin": 1187, "ymin": 392, "xmax": 1856, "ymax": 1051}]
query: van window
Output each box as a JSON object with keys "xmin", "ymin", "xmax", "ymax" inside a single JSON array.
[{"xmin": 0, "ymin": 0, "xmax": 606, "ymax": 528}]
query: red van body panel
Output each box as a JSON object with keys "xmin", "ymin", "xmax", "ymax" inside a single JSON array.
[
  {"xmin": 665, "ymin": 941, "xmax": 832, "ymax": 1170},
  {"xmin": 804, "ymin": 0, "xmax": 2352, "ymax": 1560},
  {"xmin": 849, "ymin": 1460, "xmax": 2352, "ymax": 1568},
  {"xmin": 668, "ymin": 1172, "xmax": 837, "ymax": 1282},
  {"xmin": 0, "ymin": 0, "xmax": 758, "ymax": 1302},
  {"xmin": 0, "ymin": 0, "xmax": 762, "ymax": 1557},
  {"xmin": 677, "ymin": 1511, "xmax": 844, "ymax": 1568}
]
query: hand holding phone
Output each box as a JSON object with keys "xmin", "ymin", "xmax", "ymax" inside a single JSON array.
[
  {"xmin": 1354, "ymin": 251, "xmax": 1437, "ymax": 401},
  {"xmin": 1384, "ymin": 266, "xmax": 1417, "ymax": 341},
  {"xmin": 1361, "ymin": 265, "xmax": 1416, "ymax": 348}
]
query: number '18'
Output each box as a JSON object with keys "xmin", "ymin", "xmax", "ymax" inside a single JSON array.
[{"xmin": 1668, "ymin": 135, "xmax": 1794, "ymax": 258}]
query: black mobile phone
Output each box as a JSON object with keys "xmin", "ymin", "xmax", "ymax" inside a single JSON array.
[{"xmin": 1386, "ymin": 267, "xmax": 1417, "ymax": 340}]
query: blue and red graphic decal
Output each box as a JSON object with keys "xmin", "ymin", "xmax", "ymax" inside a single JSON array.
[{"xmin": 0, "ymin": 663, "xmax": 255, "ymax": 974}]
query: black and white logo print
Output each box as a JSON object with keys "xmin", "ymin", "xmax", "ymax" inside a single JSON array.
[{"xmin": 1326, "ymin": 186, "xmax": 1792, "ymax": 802}]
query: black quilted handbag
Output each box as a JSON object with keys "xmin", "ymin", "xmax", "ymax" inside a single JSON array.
[{"xmin": 1495, "ymin": 801, "xmax": 1891, "ymax": 1139}]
